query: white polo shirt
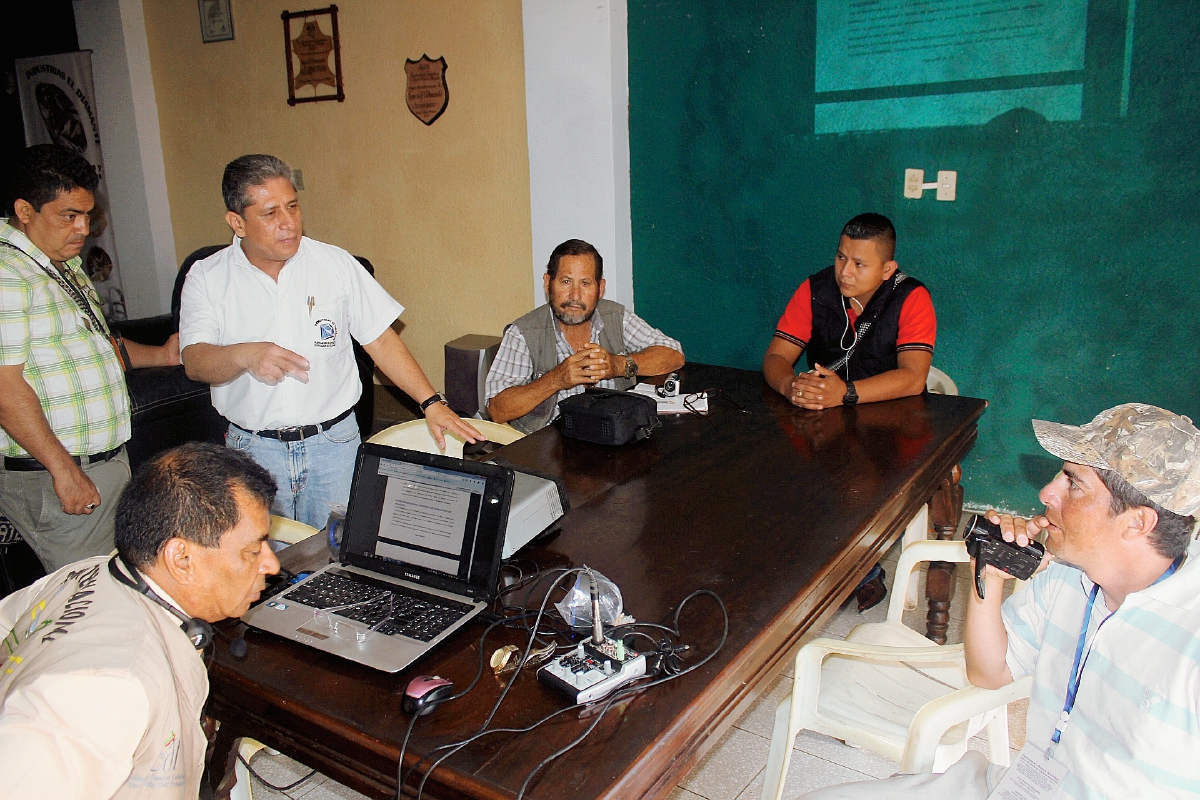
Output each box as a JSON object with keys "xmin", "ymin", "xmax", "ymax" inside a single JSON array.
[{"xmin": 179, "ymin": 236, "xmax": 403, "ymax": 430}]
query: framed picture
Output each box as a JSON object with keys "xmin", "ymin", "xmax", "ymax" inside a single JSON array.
[
  {"xmin": 198, "ymin": 0, "xmax": 234, "ymax": 43},
  {"xmin": 282, "ymin": 6, "xmax": 345, "ymax": 105}
]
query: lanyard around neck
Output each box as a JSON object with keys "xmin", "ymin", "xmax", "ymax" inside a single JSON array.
[
  {"xmin": 0, "ymin": 240, "xmax": 108, "ymax": 335},
  {"xmin": 1047, "ymin": 557, "xmax": 1182, "ymax": 758}
]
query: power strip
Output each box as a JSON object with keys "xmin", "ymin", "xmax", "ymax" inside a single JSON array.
[{"xmin": 538, "ymin": 637, "xmax": 646, "ymax": 704}]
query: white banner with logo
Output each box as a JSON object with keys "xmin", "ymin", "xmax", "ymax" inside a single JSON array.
[{"xmin": 15, "ymin": 50, "xmax": 126, "ymax": 320}]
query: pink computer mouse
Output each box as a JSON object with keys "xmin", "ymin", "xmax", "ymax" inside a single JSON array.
[{"xmin": 402, "ymin": 675, "xmax": 454, "ymax": 716}]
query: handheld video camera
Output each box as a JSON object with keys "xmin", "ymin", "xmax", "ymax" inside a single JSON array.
[
  {"xmin": 964, "ymin": 514, "xmax": 1045, "ymax": 600},
  {"xmin": 657, "ymin": 372, "xmax": 681, "ymax": 398}
]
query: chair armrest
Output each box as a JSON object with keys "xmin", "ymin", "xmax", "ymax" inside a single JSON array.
[
  {"xmin": 901, "ymin": 675, "xmax": 1033, "ymax": 772},
  {"xmin": 110, "ymin": 314, "xmax": 174, "ymax": 346},
  {"xmin": 797, "ymin": 637, "xmax": 963, "ymax": 668}
]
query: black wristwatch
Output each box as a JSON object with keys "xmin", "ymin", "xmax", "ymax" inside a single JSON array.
[
  {"xmin": 842, "ymin": 381, "xmax": 859, "ymax": 406},
  {"xmin": 623, "ymin": 356, "xmax": 638, "ymax": 381},
  {"xmin": 419, "ymin": 392, "xmax": 448, "ymax": 413}
]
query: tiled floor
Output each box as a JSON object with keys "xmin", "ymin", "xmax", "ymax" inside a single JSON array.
[{"xmin": 241, "ymin": 518, "xmax": 1025, "ymax": 800}]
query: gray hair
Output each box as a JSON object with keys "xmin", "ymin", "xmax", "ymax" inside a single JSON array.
[
  {"xmin": 1098, "ymin": 468, "xmax": 1195, "ymax": 561},
  {"xmin": 222, "ymin": 154, "xmax": 294, "ymax": 215}
]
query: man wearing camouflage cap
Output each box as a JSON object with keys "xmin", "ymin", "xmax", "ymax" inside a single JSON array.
[{"xmin": 796, "ymin": 403, "xmax": 1200, "ymax": 799}]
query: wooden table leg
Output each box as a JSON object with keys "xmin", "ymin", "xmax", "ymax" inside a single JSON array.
[
  {"xmin": 925, "ymin": 464, "xmax": 963, "ymax": 644},
  {"xmin": 203, "ymin": 714, "xmax": 242, "ymax": 800}
]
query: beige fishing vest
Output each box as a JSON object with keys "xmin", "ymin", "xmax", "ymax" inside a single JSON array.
[{"xmin": 0, "ymin": 556, "xmax": 209, "ymax": 799}]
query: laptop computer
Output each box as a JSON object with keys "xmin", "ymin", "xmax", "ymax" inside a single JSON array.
[{"xmin": 242, "ymin": 442, "xmax": 515, "ymax": 673}]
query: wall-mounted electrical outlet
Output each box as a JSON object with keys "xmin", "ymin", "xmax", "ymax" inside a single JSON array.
[
  {"xmin": 903, "ymin": 168, "xmax": 956, "ymax": 201},
  {"xmin": 904, "ymin": 169, "xmax": 924, "ymax": 199}
]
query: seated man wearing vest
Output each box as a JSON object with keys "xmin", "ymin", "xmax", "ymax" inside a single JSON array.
[
  {"xmin": 0, "ymin": 442, "xmax": 280, "ymax": 799},
  {"xmin": 762, "ymin": 213, "xmax": 936, "ymax": 609},
  {"xmin": 486, "ymin": 239, "xmax": 685, "ymax": 433}
]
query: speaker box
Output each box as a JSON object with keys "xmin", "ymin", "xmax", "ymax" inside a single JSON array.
[{"xmin": 445, "ymin": 334, "xmax": 501, "ymax": 417}]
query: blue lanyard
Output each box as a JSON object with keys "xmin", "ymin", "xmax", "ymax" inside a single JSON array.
[{"xmin": 1047, "ymin": 557, "xmax": 1181, "ymax": 758}]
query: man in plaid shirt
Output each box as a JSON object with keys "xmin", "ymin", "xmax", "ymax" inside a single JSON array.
[
  {"xmin": 0, "ymin": 146, "xmax": 179, "ymax": 570},
  {"xmin": 486, "ymin": 239, "xmax": 684, "ymax": 433}
]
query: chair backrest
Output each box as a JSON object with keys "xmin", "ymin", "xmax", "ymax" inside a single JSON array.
[
  {"xmin": 172, "ymin": 245, "xmax": 229, "ymax": 331},
  {"xmin": 888, "ymin": 538, "xmax": 1032, "ymax": 627},
  {"xmin": 367, "ymin": 419, "xmax": 524, "ymax": 458},
  {"xmin": 926, "ymin": 366, "xmax": 959, "ymax": 396},
  {"xmin": 887, "ymin": 539, "xmax": 970, "ymax": 625}
]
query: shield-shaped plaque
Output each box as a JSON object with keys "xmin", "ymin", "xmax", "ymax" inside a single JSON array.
[{"xmin": 405, "ymin": 55, "xmax": 448, "ymax": 125}]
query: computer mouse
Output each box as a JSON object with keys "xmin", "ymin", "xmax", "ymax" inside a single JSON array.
[{"xmin": 402, "ymin": 675, "xmax": 454, "ymax": 716}]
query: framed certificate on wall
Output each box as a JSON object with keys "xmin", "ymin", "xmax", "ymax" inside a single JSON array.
[{"xmin": 198, "ymin": 0, "xmax": 234, "ymax": 43}]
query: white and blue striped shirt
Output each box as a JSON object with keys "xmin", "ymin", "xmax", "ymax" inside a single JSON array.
[{"xmin": 1003, "ymin": 538, "xmax": 1200, "ymax": 798}]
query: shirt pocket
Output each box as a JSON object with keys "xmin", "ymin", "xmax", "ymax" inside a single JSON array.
[{"xmin": 303, "ymin": 300, "xmax": 350, "ymax": 359}]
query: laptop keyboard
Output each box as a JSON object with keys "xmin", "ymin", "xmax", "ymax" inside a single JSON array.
[{"xmin": 285, "ymin": 569, "xmax": 475, "ymax": 642}]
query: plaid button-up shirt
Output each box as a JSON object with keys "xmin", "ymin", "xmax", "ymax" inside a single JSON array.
[
  {"xmin": 0, "ymin": 220, "xmax": 129, "ymax": 457},
  {"xmin": 484, "ymin": 306, "xmax": 682, "ymax": 423}
]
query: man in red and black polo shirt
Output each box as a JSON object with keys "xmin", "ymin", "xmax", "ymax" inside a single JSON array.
[
  {"xmin": 762, "ymin": 213, "xmax": 935, "ymax": 411},
  {"xmin": 762, "ymin": 212, "xmax": 936, "ymax": 610}
]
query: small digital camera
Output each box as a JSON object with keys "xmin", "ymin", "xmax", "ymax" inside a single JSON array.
[
  {"xmin": 657, "ymin": 372, "xmax": 681, "ymax": 398},
  {"xmin": 964, "ymin": 514, "xmax": 1045, "ymax": 599}
]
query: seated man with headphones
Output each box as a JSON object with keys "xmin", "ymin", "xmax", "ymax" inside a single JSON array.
[{"xmin": 0, "ymin": 442, "xmax": 280, "ymax": 799}]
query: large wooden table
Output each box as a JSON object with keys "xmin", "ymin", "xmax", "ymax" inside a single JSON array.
[{"xmin": 206, "ymin": 364, "xmax": 986, "ymax": 800}]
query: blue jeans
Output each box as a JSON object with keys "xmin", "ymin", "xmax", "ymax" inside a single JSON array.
[{"xmin": 226, "ymin": 414, "xmax": 361, "ymax": 529}]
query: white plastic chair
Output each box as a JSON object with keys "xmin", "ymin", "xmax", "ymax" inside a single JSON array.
[
  {"xmin": 367, "ymin": 418, "xmax": 524, "ymax": 455},
  {"xmin": 926, "ymin": 365, "xmax": 958, "ymax": 396},
  {"xmin": 760, "ymin": 540, "xmax": 1032, "ymax": 800},
  {"xmin": 266, "ymin": 515, "xmax": 320, "ymax": 545}
]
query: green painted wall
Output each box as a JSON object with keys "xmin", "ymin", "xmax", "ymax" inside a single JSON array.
[{"xmin": 628, "ymin": 1, "xmax": 1200, "ymax": 513}]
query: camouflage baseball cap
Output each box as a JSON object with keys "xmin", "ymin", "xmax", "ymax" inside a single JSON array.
[{"xmin": 1032, "ymin": 403, "xmax": 1200, "ymax": 517}]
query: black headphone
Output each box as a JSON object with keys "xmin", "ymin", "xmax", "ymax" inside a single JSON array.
[{"xmin": 108, "ymin": 555, "xmax": 213, "ymax": 650}]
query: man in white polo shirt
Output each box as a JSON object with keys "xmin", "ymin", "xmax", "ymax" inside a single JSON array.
[
  {"xmin": 795, "ymin": 402, "xmax": 1200, "ymax": 799},
  {"xmin": 180, "ymin": 154, "xmax": 479, "ymax": 528}
]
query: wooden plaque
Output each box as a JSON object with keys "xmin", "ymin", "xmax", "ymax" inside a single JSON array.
[
  {"xmin": 282, "ymin": 5, "xmax": 344, "ymax": 105},
  {"xmin": 404, "ymin": 55, "xmax": 448, "ymax": 125}
]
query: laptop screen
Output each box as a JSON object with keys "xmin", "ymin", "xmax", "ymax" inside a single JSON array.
[{"xmin": 340, "ymin": 443, "xmax": 514, "ymax": 600}]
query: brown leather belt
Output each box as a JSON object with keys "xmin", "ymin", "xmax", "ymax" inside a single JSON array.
[
  {"xmin": 4, "ymin": 445, "xmax": 124, "ymax": 472},
  {"xmin": 238, "ymin": 408, "xmax": 355, "ymax": 442}
]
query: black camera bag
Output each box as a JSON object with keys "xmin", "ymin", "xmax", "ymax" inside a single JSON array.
[{"xmin": 555, "ymin": 388, "xmax": 660, "ymax": 445}]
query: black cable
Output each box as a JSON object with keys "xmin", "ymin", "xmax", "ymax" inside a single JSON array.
[
  {"xmin": 394, "ymin": 609, "xmax": 547, "ymax": 799},
  {"xmin": 237, "ymin": 752, "xmax": 317, "ymax": 792},
  {"xmin": 398, "ymin": 576, "xmax": 728, "ymax": 800},
  {"xmin": 403, "ymin": 568, "xmax": 588, "ymax": 800},
  {"xmin": 513, "ymin": 589, "xmax": 729, "ymax": 800},
  {"xmin": 410, "ymin": 702, "xmax": 589, "ymax": 800},
  {"xmin": 481, "ymin": 568, "xmax": 587, "ymax": 731},
  {"xmin": 519, "ymin": 566, "xmax": 576, "ymax": 615}
]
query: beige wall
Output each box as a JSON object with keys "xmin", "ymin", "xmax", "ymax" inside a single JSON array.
[{"xmin": 142, "ymin": 0, "xmax": 533, "ymax": 388}]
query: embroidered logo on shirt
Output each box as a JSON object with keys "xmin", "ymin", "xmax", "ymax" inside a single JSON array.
[
  {"xmin": 127, "ymin": 729, "xmax": 185, "ymax": 789},
  {"xmin": 314, "ymin": 318, "xmax": 337, "ymax": 347}
]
